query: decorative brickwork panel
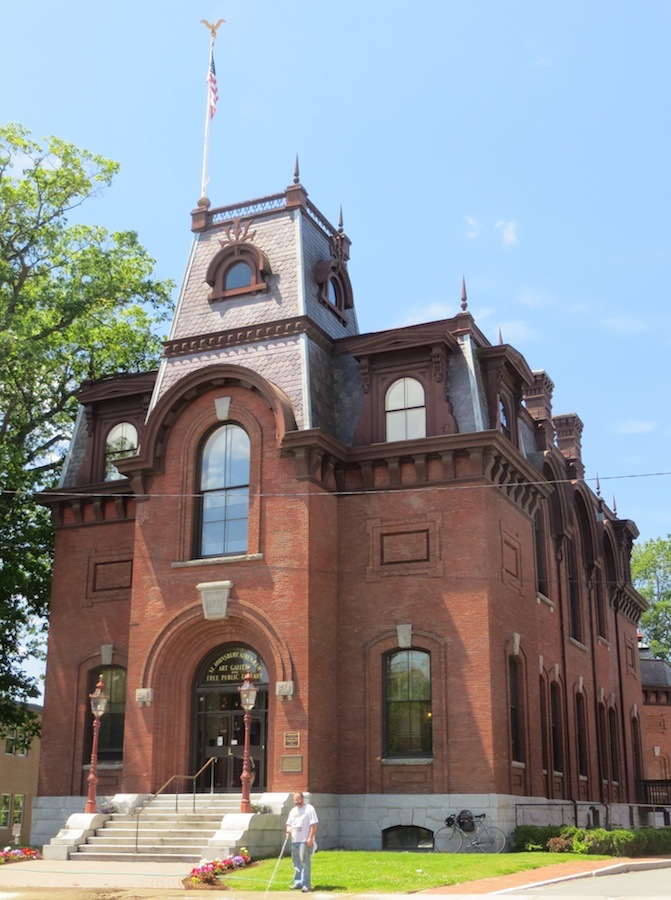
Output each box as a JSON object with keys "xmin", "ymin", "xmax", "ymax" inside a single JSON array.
[
  {"xmin": 502, "ymin": 532, "xmax": 523, "ymax": 591},
  {"xmin": 366, "ymin": 515, "xmax": 443, "ymax": 581},
  {"xmin": 381, "ymin": 530, "xmax": 430, "ymax": 565},
  {"xmin": 85, "ymin": 554, "xmax": 133, "ymax": 605}
]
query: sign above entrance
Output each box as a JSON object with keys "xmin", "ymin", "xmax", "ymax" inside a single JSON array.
[{"xmin": 204, "ymin": 647, "xmax": 266, "ymax": 685}]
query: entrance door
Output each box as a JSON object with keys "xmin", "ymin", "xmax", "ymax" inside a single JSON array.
[
  {"xmin": 192, "ymin": 645, "xmax": 268, "ymax": 792},
  {"xmin": 195, "ymin": 688, "xmax": 267, "ymax": 791}
]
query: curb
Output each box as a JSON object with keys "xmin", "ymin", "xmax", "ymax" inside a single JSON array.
[{"xmin": 494, "ymin": 857, "xmax": 671, "ymax": 894}]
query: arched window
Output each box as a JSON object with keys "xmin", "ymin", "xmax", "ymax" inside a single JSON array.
[
  {"xmin": 509, "ymin": 656, "xmax": 525, "ymax": 763},
  {"xmin": 550, "ymin": 681, "xmax": 564, "ymax": 774},
  {"xmin": 84, "ymin": 666, "xmax": 126, "ymax": 762},
  {"xmin": 385, "ymin": 378, "xmax": 426, "ymax": 442},
  {"xmin": 597, "ymin": 702, "xmax": 609, "ymax": 783},
  {"xmin": 608, "ymin": 707, "xmax": 620, "ymax": 783},
  {"xmin": 499, "ymin": 399, "xmax": 511, "ymax": 440},
  {"xmin": 576, "ymin": 692, "xmax": 588, "ymax": 778},
  {"xmin": 632, "ymin": 715, "xmax": 643, "ymax": 781},
  {"xmin": 534, "ymin": 510, "xmax": 549, "ymax": 598},
  {"xmin": 566, "ymin": 539, "xmax": 583, "ymax": 643},
  {"xmin": 539, "ymin": 677, "xmax": 549, "ymax": 774},
  {"xmin": 104, "ymin": 422, "xmax": 138, "ymax": 481},
  {"xmin": 384, "ymin": 649, "xmax": 432, "ymax": 758},
  {"xmin": 197, "ymin": 424, "xmax": 250, "ymax": 558},
  {"xmin": 205, "ymin": 243, "xmax": 271, "ymax": 302},
  {"xmin": 225, "ymin": 261, "xmax": 252, "ymax": 290}
]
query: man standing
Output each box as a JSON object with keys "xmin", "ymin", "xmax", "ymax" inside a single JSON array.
[{"xmin": 285, "ymin": 791, "xmax": 318, "ymax": 892}]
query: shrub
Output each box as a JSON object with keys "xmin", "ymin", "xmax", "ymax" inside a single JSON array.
[
  {"xmin": 512, "ymin": 824, "xmax": 671, "ymax": 858},
  {"xmin": 545, "ymin": 835, "xmax": 575, "ymax": 853},
  {"xmin": 511, "ymin": 825, "xmax": 563, "ymax": 852}
]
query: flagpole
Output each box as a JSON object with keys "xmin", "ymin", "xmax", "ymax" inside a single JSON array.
[{"xmin": 199, "ymin": 18, "xmax": 224, "ymax": 205}]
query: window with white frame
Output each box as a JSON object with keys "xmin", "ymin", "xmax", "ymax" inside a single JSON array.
[{"xmin": 385, "ymin": 378, "xmax": 426, "ymax": 442}]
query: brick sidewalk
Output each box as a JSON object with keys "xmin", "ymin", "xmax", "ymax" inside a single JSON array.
[{"xmin": 420, "ymin": 857, "xmax": 671, "ymax": 894}]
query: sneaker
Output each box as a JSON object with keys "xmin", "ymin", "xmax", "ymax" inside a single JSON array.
[
  {"xmin": 301, "ymin": 887, "xmax": 312, "ymax": 893},
  {"xmin": 290, "ymin": 884, "xmax": 301, "ymax": 890}
]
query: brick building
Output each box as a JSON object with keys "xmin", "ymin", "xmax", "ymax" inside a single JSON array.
[
  {"xmin": 34, "ymin": 177, "xmax": 648, "ymax": 848},
  {"xmin": 638, "ymin": 645, "xmax": 671, "ymax": 808},
  {"xmin": 1, "ymin": 705, "xmax": 41, "ymax": 847}
]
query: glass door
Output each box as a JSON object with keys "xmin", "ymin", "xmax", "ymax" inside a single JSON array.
[
  {"xmin": 195, "ymin": 689, "xmax": 267, "ymax": 791},
  {"xmin": 192, "ymin": 644, "xmax": 269, "ymax": 792}
]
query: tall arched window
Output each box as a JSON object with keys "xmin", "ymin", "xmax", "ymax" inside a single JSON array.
[
  {"xmin": 84, "ymin": 666, "xmax": 126, "ymax": 762},
  {"xmin": 608, "ymin": 707, "xmax": 620, "ymax": 783},
  {"xmin": 509, "ymin": 656, "xmax": 525, "ymax": 763},
  {"xmin": 534, "ymin": 510, "xmax": 549, "ymax": 598},
  {"xmin": 385, "ymin": 378, "xmax": 426, "ymax": 442},
  {"xmin": 550, "ymin": 681, "xmax": 564, "ymax": 774},
  {"xmin": 105, "ymin": 422, "xmax": 138, "ymax": 481},
  {"xmin": 197, "ymin": 424, "xmax": 250, "ymax": 558},
  {"xmin": 566, "ymin": 539, "xmax": 583, "ymax": 642},
  {"xmin": 632, "ymin": 715, "xmax": 643, "ymax": 781},
  {"xmin": 384, "ymin": 649, "xmax": 432, "ymax": 758},
  {"xmin": 576, "ymin": 692, "xmax": 588, "ymax": 778}
]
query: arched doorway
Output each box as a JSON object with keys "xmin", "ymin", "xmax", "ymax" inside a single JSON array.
[{"xmin": 192, "ymin": 644, "xmax": 268, "ymax": 792}]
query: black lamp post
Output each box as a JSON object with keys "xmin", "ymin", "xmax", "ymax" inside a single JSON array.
[
  {"xmin": 238, "ymin": 669, "xmax": 258, "ymax": 813},
  {"xmin": 85, "ymin": 676, "xmax": 109, "ymax": 814}
]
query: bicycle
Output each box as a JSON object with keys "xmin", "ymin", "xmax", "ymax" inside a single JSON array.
[{"xmin": 433, "ymin": 811, "xmax": 506, "ymax": 853}]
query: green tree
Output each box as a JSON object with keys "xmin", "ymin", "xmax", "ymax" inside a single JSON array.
[
  {"xmin": 631, "ymin": 535, "xmax": 671, "ymax": 662},
  {"xmin": 0, "ymin": 123, "xmax": 173, "ymax": 737}
]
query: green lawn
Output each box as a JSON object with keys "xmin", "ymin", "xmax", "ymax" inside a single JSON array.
[{"xmin": 221, "ymin": 850, "xmax": 610, "ymax": 892}]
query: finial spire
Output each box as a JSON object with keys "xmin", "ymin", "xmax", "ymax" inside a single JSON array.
[
  {"xmin": 338, "ymin": 205, "xmax": 344, "ymax": 233},
  {"xmin": 498, "ymin": 326, "xmax": 503, "ymax": 345},
  {"xmin": 612, "ymin": 495, "xmax": 617, "ymax": 516},
  {"xmin": 461, "ymin": 276, "xmax": 468, "ymax": 311},
  {"xmin": 293, "ymin": 154, "xmax": 300, "ymax": 185},
  {"xmin": 595, "ymin": 472, "xmax": 601, "ymax": 497}
]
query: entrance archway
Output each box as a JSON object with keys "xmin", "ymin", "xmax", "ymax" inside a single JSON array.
[{"xmin": 192, "ymin": 644, "xmax": 268, "ymax": 792}]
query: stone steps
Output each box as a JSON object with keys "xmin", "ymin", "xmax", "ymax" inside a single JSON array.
[{"xmin": 69, "ymin": 793, "xmax": 262, "ymax": 863}]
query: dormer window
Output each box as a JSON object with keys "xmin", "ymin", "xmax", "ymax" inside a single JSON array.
[
  {"xmin": 205, "ymin": 232, "xmax": 271, "ymax": 302},
  {"xmin": 315, "ymin": 261, "xmax": 353, "ymax": 322},
  {"xmin": 328, "ymin": 279, "xmax": 341, "ymax": 308},
  {"xmin": 105, "ymin": 422, "xmax": 138, "ymax": 481},
  {"xmin": 225, "ymin": 261, "xmax": 252, "ymax": 291},
  {"xmin": 385, "ymin": 377, "xmax": 426, "ymax": 442}
]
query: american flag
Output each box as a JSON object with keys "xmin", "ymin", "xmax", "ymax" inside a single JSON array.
[{"xmin": 207, "ymin": 46, "xmax": 218, "ymax": 119}]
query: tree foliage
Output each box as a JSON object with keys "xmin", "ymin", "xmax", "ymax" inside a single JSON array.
[
  {"xmin": 0, "ymin": 123, "xmax": 173, "ymax": 735},
  {"xmin": 631, "ymin": 535, "xmax": 671, "ymax": 662}
]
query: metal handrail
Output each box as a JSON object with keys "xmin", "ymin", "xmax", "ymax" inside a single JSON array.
[{"xmin": 133, "ymin": 757, "xmax": 217, "ymax": 853}]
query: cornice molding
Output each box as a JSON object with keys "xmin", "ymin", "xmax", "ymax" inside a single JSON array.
[{"xmin": 164, "ymin": 316, "xmax": 334, "ymax": 358}]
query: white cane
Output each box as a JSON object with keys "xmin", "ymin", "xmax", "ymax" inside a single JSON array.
[{"xmin": 264, "ymin": 830, "xmax": 290, "ymax": 899}]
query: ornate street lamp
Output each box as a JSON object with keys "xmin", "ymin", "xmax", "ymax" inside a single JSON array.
[
  {"xmin": 238, "ymin": 669, "xmax": 258, "ymax": 813},
  {"xmin": 85, "ymin": 676, "xmax": 109, "ymax": 814}
]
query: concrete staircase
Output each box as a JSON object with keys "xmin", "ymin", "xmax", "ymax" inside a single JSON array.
[{"xmin": 70, "ymin": 794, "xmax": 259, "ymax": 863}]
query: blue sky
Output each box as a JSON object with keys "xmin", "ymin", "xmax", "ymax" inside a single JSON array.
[{"xmin": 2, "ymin": 1, "xmax": 670, "ymax": 544}]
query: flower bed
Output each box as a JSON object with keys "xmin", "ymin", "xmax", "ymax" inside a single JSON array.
[
  {"xmin": 187, "ymin": 848, "xmax": 252, "ymax": 887},
  {"xmin": 0, "ymin": 847, "xmax": 41, "ymax": 864}
]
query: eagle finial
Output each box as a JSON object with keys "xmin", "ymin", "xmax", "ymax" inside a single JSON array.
[{"xmin": 201, "ymin": 18, "xmax": 225, "ymax": 39}]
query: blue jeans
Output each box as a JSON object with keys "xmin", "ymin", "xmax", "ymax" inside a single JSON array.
[{"xmin": 291, "ymin": 841, "xmax": 313, "ymax": 888}]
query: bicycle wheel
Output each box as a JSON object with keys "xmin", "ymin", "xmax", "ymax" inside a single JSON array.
[
  {"xmin": 476, "ymin": 825, "xmax": 506, "ymax": 853},
  {"xmin": 433, "ymin": 826, "xmax": 463, "ymax": 853}
]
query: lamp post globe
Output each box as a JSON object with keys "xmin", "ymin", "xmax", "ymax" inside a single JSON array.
[
  {"xmin": 238, "ymin": 669, "xmax": 258, "ymax": 813},
  {"xmin": 85, "ymin": 676, "xmax": 109, "ymax": 815}
]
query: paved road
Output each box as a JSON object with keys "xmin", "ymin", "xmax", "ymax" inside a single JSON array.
[{"xmin": 503, "ymin": 866, "xmax": 671, "ymax": 897}]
